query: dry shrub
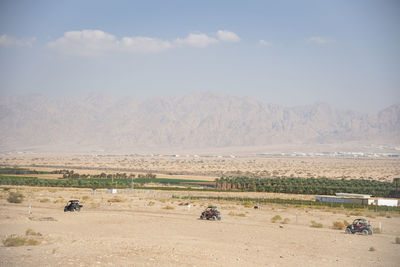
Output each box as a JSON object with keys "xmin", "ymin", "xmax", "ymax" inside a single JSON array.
[
  {"xmin": 3, "ymin": 236, "xmax": 40, "ymax": 247},
  {"xmin": 7, "ymin": 192, "xmax": 24, "ymax": 203},
  {"xmin": 343, "ymin": 220, "xmax": 350, "ymax": 226},
  {"xmin": 332, "ymin": 221, "xmax": 345, "ymax": 230},
  {"xmin": 82, "ymin": 195, "xmax": 90, "ymax": 201},
  {"xmin": 108, "ymin": 197, "xmax": 125, "ymax": 203},
  {"xmin": 386, "ymin": 215, "xmax": 392, "ymax": 218},
  {"xmin": 395, "ymin": 237, "xmax": 400, "ymax": 244},
  {"xmin": 53, "ymin": 199, "xmax": 64, "ymax": 204},
  {"xmin": 25, "ymin": 229, "xmax": 42, "ymax": 236},
  {"xmin": 243, "ymin": 201, "xmax": 253, "ymax": 208},
  {"xmin": 311, "ymin": 221, "xmax": 323, "ymax": 228},
  {"xmin": 282, "ymin": 218, "xmax": 290, "ymax": 224},
  {"xmin": 39, "ymin": 198, "xmax": 50, "ymax": 203},
  {"xmin": 147, "ymin": 201, "xmax": 155, "ymax": 206},
  {"xmin": 271, "ymin": 215, "xmax": 282, "ymax": 223},
  {"xmin": 369, "ymin": 247, "xmax": 376, "ymax": 252},
  {"xmin": 373, "ymin": 227, "xmax": 382, "ymax": 234},
  {"xmin": 349, "ymin": 211, "xmax": 363, "ymax": 216},
  {"xmin": 228, "ymin": 211, "xmax": 246, "ymax": 217},
  {"xmin": 163, "ymin": 205, "xmax": 174, "ymax": 210}
]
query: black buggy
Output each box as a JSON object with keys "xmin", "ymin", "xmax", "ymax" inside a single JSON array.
[
  {"xmin": 64, "ymin": 200, "xmax": 83, "ymax": 212},
  {"xmin": 345, "ymin": 218, "xmax": 373, "ymax": 235},
  {"xmin": 200, "ymin": 206, "xmax": 221, "ymax": 220}
]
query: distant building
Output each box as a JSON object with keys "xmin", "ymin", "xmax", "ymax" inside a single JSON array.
[
  {"xmin": 315, "ymin": 193, "xmax": 371, "ymax": 205},
  {"xmin": 315, "ymin": 195, "xmax": 369, "ymax": 205},
  {"xmin": 369, "ymin": 199, "xmax": 398, "ymax": 207},
  {"xmin": 316, "ymin": 193, "xmax": 399, "ymax": 206}
]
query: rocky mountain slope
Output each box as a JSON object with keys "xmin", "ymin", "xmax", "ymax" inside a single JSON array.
[{"xmin": 0, "ymin": 92, "xmax": 399, "ymax": 152}]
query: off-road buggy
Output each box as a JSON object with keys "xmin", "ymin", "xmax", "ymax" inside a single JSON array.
[
  {"xmin": 64, "ymin": 200, "xmax": 83, "ymax": 212},
  {"xmin": 200, "ymin": 206, "xmax": 221, "ymax": 220},
  {"xmin": 345, "ymin": 218, "xmax": 373, "ymax": 235}
]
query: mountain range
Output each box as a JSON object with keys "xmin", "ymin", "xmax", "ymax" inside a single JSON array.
[{"xmin": 0, "ymin": 92, "xmax": 399, "ymax": 153}]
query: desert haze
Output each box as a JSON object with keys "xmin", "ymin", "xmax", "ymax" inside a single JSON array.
[{"xmin": 0, "ymin": 92, "xmax": 399, "ymax": 153}]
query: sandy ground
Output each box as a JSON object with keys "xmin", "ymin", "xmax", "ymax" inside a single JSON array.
[
  {"xmin": 1, "ymin": 187, "xmax": 399, "ymax": 267},
  {"xmin": 1, "ymin": 154, "xmax": 399, "ymax": 182}
]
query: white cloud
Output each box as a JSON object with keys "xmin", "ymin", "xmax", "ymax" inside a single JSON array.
[
  {"xmin": 174, "ymin": 33, "xmax": 218, "ymax": 48},
  {"xmin": 47, "ymin": 29, "xmax": 239, "ymax": 57},
  {"xmin": 121, "ymin": 36, "xmax": 172, "ymax": 53},
  {"xmin": 307, "ymin": 36, "xmax": 333, "ymax": 45},
  {"xmin": 259, "ymin": 40, "xmax": 271, "ymax": 46},
  {"xmin": 0, "ymin": 34, "xmax": 35, "ymax": 47},
  {"xmin": 47, "ymin": 30, "xmax": 117, "ymax": 57},
  {"xmin": 216, "ymin": 30, "xmax": 240, "ymax": 43}
]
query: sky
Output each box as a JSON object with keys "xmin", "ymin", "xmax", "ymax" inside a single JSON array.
[{"xmin": 0, "ymin": 0, "xmax": 399, "ymax": 113}]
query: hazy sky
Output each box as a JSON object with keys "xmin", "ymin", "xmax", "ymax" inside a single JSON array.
[{"xmin": 0, "ymin": 0, "xmax": 399, "ymax": 112}]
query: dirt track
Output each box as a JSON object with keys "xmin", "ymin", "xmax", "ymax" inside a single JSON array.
[{"xmin": 1, "ymin": 187, "xmax": 400, "ymax": 266}]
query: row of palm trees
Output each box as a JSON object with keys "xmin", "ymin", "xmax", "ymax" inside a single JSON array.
[{"xmin": 215, "ymin": 176, "xmax": 398, "ymax": 197}]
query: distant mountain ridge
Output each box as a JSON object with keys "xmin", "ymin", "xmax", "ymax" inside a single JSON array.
[{"xmin": 0, "ymin": 92, "xmax": 399, "ymax": 152}]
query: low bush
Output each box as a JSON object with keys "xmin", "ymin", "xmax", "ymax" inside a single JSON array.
[
  {"xmin": 107, "ymin": 197, "xmax": 125, "ymax": 203},
  {"xmin": 373, "ymin": 227, "xmax": 382, "ymax": 234},
  {"xmin": 82, "ymin": 195, "xmax": 90, "ymax": 201},
  {"xmin": 3, "ymin": 236, "xmax": 40, "ymax": 247},
  {"xmin": 271, "ymin": 215, "xmax": 282, "ymax": 223},
  {"xmin": 395, "ymin": 237, "xmax": 400, "ymax": 244},
  {"xmin": 311, "ymin": 221, "xmax": 323, "ymax": 228},
  {"xmin": 25, "ymin": 229, "xmax": 42, "ymax": 236},
  {"xmin": 39, "ymin": 198, "xmax": 50, "ymax": 203},
  {"xmin": 243, "ymin": 201, "xmax": 254, "ymax": 208},
  {"xmin": 7, "ymin": 192, "xmax": 24, "ymax": 203},
  {"xmin": 282, "ymin": 218, "xmax": 290, "ymax": 224},
  {"xmin": 147, "ymin": 201, "xmax": 155, "ymax": 206},
  {"xmin": 369, "ymin": 247, "xmax": 376, "ymax": 252},
  {"xmin": 163, "ymin": 205, "xmax": 174, "ymax": 210},
  {"xmin": 332, "ymin": 221, "xmax": 345, "ymax": 230},
  {"xmin": 343, "ymin": 220, "xmax": 350, "ymax": 226}
]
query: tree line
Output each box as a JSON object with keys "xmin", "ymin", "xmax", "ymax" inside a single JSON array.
[
  {"xmin": 215, "ymin": 176, "xmax": 399, "ymax": 197},
  {"xmin": 53, "ymin": 170, "xmax": 156, "ymax": 179}
]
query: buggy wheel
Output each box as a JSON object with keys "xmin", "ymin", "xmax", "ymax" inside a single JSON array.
[
  {"xmin": 200, "ymin": 215, "xmax": 204, "ymax": 220},
  {"xmin": 212, "ymin": 216, "xmax": 217, "ymax": 221},
  {"xmin": 362, "ymin": 229, "xmax": 369, "ymax": 235},
  {"xmin": 345, "ymin": 228, "xmax": 351, "ymax": 234},
  {"xmin": 77, "ymin": 207, "xmax": 81, "ymax": 212}
]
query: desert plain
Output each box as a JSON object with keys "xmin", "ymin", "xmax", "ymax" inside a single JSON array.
[
  {"xmin": 0, "ymin": 186, "xmax": 399, "ymax": 267},
  {"xmin": 0, "ymin": 155, "xmax": 400, "ymax": 266}
]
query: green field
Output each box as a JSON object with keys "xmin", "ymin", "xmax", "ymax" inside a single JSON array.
[
  {"xmin": 0, "ymin": 175, "xmax": 214, "ymax": 189},
  {"xmin": 0, "ymin": 167, "xmax": 51, "ymax": 175}
]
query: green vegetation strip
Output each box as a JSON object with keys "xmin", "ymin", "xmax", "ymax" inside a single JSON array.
[
  {"xmin": 172, "ymin": 195, "xmax": 400, "ymax": 213},
  {"xmin": 216, "ymin": 177, "xmax": 398, "ymax": 197},
  {"xmin": 0, "ymin": 175, "xmax": 212, "ymax": 189},
  {"xmin": 0, "ymin": 167, "xmax": 51, "ymax": 175}
]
